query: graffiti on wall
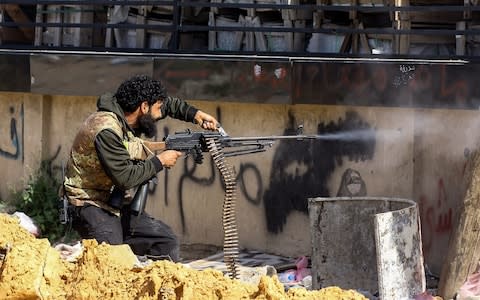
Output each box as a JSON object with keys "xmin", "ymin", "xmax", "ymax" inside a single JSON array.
[
  {"xmin": 0, "ymin": 104, "xmax": 24, "ymax": 161},
  {"xmin": 418, "ymin": 178, "xmax": 455, "ymax": 253},
  {"xmin": 174, "ymin": 151, "xmax": 264, "ymax": 233},
  {"xmin": 417, "ymin": 147, "xmax": 473, "ymax": 258},
  {"xmin": 263, "ymin": 110, "xmax": 376, "ymax": 233},
  {"xmin": 336, "ymin": 168, "xmax": 367, "ymax": 197},
  {"xmin": 161, "ymin": 108, "xmax": 376, "ymax": 234},
  {"xmin": 177, "ymin": 155, "xmax": 217, "ymax": 232},
  {"xmin": 44, "ymin": 145, "xmax": 63, "ymax": 179},
  {"xmin": 293, "ymin": 63, "xmax": 475, "ymax": 109},
  {"xmin": 393, "ymin": 65, "xmax": 416, "ymax": 87}
]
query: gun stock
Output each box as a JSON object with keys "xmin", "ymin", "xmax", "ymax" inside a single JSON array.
[{"xmin": 142, "ymin": 141, "xmax": 167, "ymax": 153}]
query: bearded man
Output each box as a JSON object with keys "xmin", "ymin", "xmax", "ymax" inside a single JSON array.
[{"xmin": 63, "ymin": 75, "xmax": 218, "ymax": 261}]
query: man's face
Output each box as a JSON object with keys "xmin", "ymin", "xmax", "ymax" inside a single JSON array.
[
  {"xmin": 149, "ymin": 100, "xmax": 164, "ymax": 121},
  {"xmin": 136, "ymin": 100, "xmax": 163, "ymax": 138}
]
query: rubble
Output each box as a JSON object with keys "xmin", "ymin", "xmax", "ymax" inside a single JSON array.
[{"xmin": 0, "ymin": 213, "xmax": 368, "ymax": 299}]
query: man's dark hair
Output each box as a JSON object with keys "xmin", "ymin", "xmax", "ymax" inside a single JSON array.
[{"xmin": 114, "ymin": 75, "xmax": 167, "ymax": 113}]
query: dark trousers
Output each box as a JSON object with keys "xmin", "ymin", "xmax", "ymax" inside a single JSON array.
[{"xmin": 72, "ymin": 205, "xmax": 179, "ymax": 261}]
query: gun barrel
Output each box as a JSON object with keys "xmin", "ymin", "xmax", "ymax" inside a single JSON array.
[{"xmin": 226, "ymin": 135, "xmax": 321, "ymax": 142}]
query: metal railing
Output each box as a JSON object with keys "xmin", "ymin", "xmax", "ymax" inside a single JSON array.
[{"xmin": 1, "ymin": 1, "xmax": 480, "ymax": 60}]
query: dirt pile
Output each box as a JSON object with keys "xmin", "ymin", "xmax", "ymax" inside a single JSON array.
[{"xmin": 0, "ymin": 213, "xmax": 368, "ymax": 299}]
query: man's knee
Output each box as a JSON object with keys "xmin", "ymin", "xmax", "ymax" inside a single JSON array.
[
  {"xmin": 164, "ymin": 236, "xmax": 180, "ymax": 262},
  {"xmin": 72, "ymin": 205, "xmax": 123, "ymax": 245},
  {"xmin": 148, "ymin": 233, "xmax": 179, "ymax": 261}
]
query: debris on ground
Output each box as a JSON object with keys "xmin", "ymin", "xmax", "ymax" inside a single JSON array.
[
  {"xmin": 414, "ymin": 291, "xmax": 444, "ymax": 300},
  {"xmin": 0, "ymin": 213, "xmax": 369, "ymax": 299}
]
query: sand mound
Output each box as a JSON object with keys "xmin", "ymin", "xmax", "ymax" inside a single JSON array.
[{"xmin": 0, "ymin": 213, "xmax": 367, "ymax": 299}]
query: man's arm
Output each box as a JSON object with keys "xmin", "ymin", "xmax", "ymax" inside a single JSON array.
[
  {"xmin": 161, "ymin": 96, "xmax": 198, "ymax": 122},
  {"xmin": 162, "ymin": 96, "xmax": 219, "ymax": 130},
  {"xmin": 94, "ymin": 129, "xmax": 162, "ymax": 190}
]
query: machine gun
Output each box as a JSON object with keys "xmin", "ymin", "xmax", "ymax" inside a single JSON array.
[
  {"xmin": 139, "ymin": 127, "xmax": 321, "ymax": 278},
  {"xmin": 142, "ymin": 127, "xmax": 319, "ymax": 164}
]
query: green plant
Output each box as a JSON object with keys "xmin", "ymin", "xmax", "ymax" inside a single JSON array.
[{"xmin": 7, "ymin": 159, "xmax": 66, "ymax": 243}]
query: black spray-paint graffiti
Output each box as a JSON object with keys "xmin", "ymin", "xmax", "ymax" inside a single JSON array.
[
  {"xmin": 336, "ymin": 168, "xmax": 367, "ymax": 197},
  {"xmin": 163, "ymin": 106, "xmax": 267, "ymax": 233},
  {"xmin": 44, "ymin": 145, "xmax": 62, "ymax": 178},
  {"xmin": 160, "ymin": 108, "xmax": 375, "ymax": 234},
  {"xmin": 175, "ymin": 156, "xmax": 264, "ymax": 233},
  {"xmin": 0, "ymin": 104, "xmax": 24, "ymax": 161},
  {"xmin": 177, "ymin": 155, "xmax": 217, "ymax": 232},
  {"xmin": 165, "ymin": 107, "xmax": 223, "ymax": 233},
  {"xmin": 237, "ymin": 163, "xmax": 263, "ymax": 205},
  {"xmin": 263, "ymin": 110, "xmax": 376, "ymax": 233}
]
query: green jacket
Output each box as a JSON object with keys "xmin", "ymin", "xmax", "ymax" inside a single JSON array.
[{"xmin": 64, "ymin": 93, "xmax": 198, "ymax": 211}]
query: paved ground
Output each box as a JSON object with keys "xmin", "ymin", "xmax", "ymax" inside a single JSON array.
[{"xmin": 179, "ymin": 243, "xmax": 223, "ymax": 262}]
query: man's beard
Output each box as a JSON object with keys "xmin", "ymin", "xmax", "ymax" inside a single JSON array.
[{"xmin": 136, "ymin": 113, "xmax": 158, "ymax": 138}]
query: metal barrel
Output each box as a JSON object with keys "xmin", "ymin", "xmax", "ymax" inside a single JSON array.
[
  {"xmin": 308, "ymin": 197, "xmax": 425, "ymax": 299},
  {"xmin": 226, "ymin": 135, "xmax": 322, "ymax": 141}
]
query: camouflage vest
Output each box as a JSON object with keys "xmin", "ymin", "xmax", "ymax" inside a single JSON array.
[{"xmin": 64, "ymin": 111, "xmax": 147, "ymax": 213}]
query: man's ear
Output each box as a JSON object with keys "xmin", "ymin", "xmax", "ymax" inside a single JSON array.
[{"xmin": 140, "ymin": 101, "xmax": 149, "ymax": 114}]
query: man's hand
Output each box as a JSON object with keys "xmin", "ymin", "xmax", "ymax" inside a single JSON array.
[
  {"xmin": 194, "ymin": 111, "xmax": 219, "ymax": 131},
  {"xmin": 157, "ymin": 150, "xmax": 182, "ymax": 168}
]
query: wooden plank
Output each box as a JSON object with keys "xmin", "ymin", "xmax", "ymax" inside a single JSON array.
[
  {"xmin": 284, "ymin": 19, "xmax": 294, "ymax": 51},
  {"xmin": 456, "ymin": 20, "xmax": 466, "ymax": 55},
  {"xmin": 210, "ymin": 0, "xmax": 221, "ymax": 14},
  {"xmin": 316, "ymin": 0, "xmax": 328, "ymax": 22},
  {"xmin": 340, "ymin": 32, "xmax": 352, "ymax": 52},
  {"xmin": 438, "ymin": 150, "xmax": 480, "ymax": 300},
  {"xmin": 1, "ymin": 4, "xmax": 36, "ymax": 44},
  {"xmin": 397, "ymin": 24, "xmax": 410, "ymax": 54},
  {"xmin": 395, "ymin": 0, "xmax": 410, "ymax": 21},
  {"xmin": 332, "ymin": 0, "xmax": 386, "ymax": 4},
  {"xmin": 208, "ymin": 12, "xmax": 246, "ymax": 51},
  {"xmin": 358, "ymin": 22, "xmax": 372, "ymax": 52},
  {"xmin": 42, "ymin": 5, "xmax": 62, "ymax": 47},
  {"xmin": 350, "ymin": 0, "xmax": 358, "ymax": 20},
  {"xmin": 247, "ymin": 16, "xmax": 258, "ymax": 51},
  {"xmin": 293, "ymin": 19, "xmax": 306, "ymax": 51},
  {"xmin": 208, "ymin": 11, "xmax": 216, "ymax": 50},
  {"xmin": 62, "ymin": 5, "xmax": 94, "ymax": 47},
  {"xmin": 464, "ymin": 0, "xmax": 471, "ymax": 20},
  {"xmin": 35, "ymin": 4, "xmax": 94, "ymax": 47},
  {"xmin": 394, "ymin": 0, "xmax": 410, "ymax": 54},
  {"xmin": 405, "ymin": 34, "xmax": 453, "ymax": 43},
  {"xmin": 367, "ymin": 33, "xmax": 454, "ymax": 43},
  {"xmin": 410, "ymin": 0, "xmax": 464, "ymax": 4},
  {"xmin": 34, "ymin": 4, "xmax": 44, "ymax": 46},
  {"xmin": 409, "ymin": 11, "xmax": 463, "ymax": 23},
  {"xmin": 136, "ymin": 14, "xmax": 146, "ymax": 48},
  {"xmin": 352, "ymin": 19, "xmax": 359, "ymax": 52}
]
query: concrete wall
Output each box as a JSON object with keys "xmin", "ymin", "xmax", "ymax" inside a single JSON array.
[
  {"xmin": 0, "ymin": 92, "xmax": 43, "ymax": 197},
  {"xmin": 1, "ymin": 92, "xmax": 477, "ymax": 275}
]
